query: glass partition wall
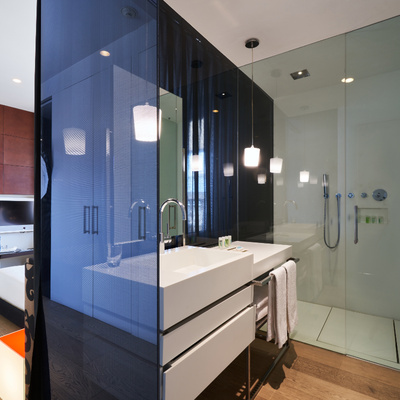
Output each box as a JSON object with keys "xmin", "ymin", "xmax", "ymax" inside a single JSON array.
[
  {"xmin": 242, "ymin": 16, "xmax": 400, "ymax": 369},
  {"xmin": 39, "ymin": 0, "xmax": 159, "ymax": 398}
]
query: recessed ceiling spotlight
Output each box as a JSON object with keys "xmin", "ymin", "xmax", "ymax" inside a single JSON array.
[
  {"xmin": 216, "ymin": 91, "xmax": 232, "ymax": 99},
  {"xmin": 290, "ymin": 69, "xmax": 310, "ymax": 80},
  {"xmin": 121, "ymin": 6, "xmax": 137, "ymax": 18},
  {"xmin": 341, "ymin": 77, "xmax": 354, "ymax": 83},
  {"xmin": 212, "ymin": 109, "xmax": 219, "ymax": 113},
  {"xmin": 100, "ymin": 50, "xmax": 111, "ymax": 57},
  {"xmin": 12, "ymin": 78, "xmax": 22, "ymax": 84}
]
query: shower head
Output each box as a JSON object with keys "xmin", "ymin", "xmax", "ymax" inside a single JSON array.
[{"xmin": 323, "ymin": 174, "xmax": 329, "ymax": 198}]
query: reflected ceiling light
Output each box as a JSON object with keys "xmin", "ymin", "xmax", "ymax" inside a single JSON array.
[
  {"xmin": 270, "ymin": 157, "xmax": 283, "ymax": 173},
  {"xmin": 12, "ymin": 78, "xmax": 22, "ymax": 84},
  {"xmin": 223, "ymin": 163, "xmax": 234, "ymax": 177},
  {"xmin": 257, "ymin": 173, "xmax": 267, "ymax": 184},
  {"xmin": 100, "ymin": 50, "xmax": 110, "ymax": 57},
  {"xmin": 341, "ymin": 77, "xmax": 354, "ymax": 83},
  {"xmin": 63, "ymin": 127, "xmax": 86, "ymax": 155},
  {"xmin": 300, "ymin": 170, "xmax": 310, "ymax": 183},
  {"xmin": 212, "ymin": 109, "xmax": 219, "ymax": 113},
  {"xmin": 290, "ymin": 69, "xmax": 310, "ymax": 80},
  {"xmin": 244, "ymin": 38, "xmax": 260, "ymax": 168},
  {"xmin": 191, "ymin": 154, "xmax": 202, "ymax": 172},
  {"xmin": 133, "ymin": 103, "xmax": 162, "ymax": 142}
]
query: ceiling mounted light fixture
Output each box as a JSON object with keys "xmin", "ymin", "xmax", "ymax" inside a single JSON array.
[
  {"xmin": 100, "ymin": 50, "xmax": 110, "ymax": 57},
  {"xmin": 290, "ymin": 69, "xmax": 310, "ymax": 80},
  {"xmin": 121, "ymin": 6, "xmax": 137, "ymax": 18},
  {"xmin": 12, "ymin": 78, "xmax": 22, "ymax": 84},
  {"xmin": 244, "ymin": 38, "xmax": 260, "ymax": 168}
]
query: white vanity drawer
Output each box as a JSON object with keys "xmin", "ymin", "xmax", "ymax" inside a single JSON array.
[
  {"xmin": 160, "ymin": 285, "xmax": 253, "ymax": 365},
  {"xmin": 163, "ymin": 305, "xmax": 256, "ymax": 400}
]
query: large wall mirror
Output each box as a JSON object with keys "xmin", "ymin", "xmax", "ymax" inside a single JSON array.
[{"xmin": 159, "ymin": 89, "xmax": 185, "ymax": 245}]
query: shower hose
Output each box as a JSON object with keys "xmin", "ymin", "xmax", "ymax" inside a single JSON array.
[{"xmin": 324, "ymin": 193, "xmax": 341, "ymax": 249}]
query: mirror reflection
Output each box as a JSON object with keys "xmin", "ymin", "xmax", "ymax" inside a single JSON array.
[{"xmin": 159, "ymin": 90, "xmax": 185, "ymax": 248}]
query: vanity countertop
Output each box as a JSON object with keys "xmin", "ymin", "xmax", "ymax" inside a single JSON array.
[{"xmin": 232, "ymin": 241, "xmax": 292, "ymax": 279}]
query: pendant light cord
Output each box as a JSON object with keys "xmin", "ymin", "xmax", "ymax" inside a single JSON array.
[{"xmin": 251, "ymin": 45, "xmax": 254, "ymax": 146}]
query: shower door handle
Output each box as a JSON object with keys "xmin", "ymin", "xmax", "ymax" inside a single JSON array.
[{"xmin": 354, "ymin": 205, "xmax": 359, "ymax": 244}]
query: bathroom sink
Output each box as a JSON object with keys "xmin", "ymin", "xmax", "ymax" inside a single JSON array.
[{"xmin": 160, "ymin": 246, "xmax": 253, "ymax": 330}]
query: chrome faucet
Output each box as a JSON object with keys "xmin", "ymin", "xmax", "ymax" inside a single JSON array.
[{"xmin": 159, "ymin": 198, "xmax": 187, "ymax": 252}]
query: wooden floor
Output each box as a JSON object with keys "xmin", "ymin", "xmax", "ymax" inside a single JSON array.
[
  {"xmin": 0, "ymin": 313, "xmax": 19, "ymax": 336},
  {"xmin": 197, "ymin": 339, "xmax": 400, "ymax": 400}
]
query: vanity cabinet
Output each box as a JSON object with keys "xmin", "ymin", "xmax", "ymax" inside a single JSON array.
[{"xmin": 161, "ymin": 286, "xmax": 255, "ymax": 400}]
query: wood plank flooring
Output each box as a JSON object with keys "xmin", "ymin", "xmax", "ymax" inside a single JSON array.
[
  {"xmin": 0, "ymin": 313, "xmax": 19, "ymax": 336},
  {"xmin": 197, "ymin": 339, "xmax": 400, "ymax": 400}
]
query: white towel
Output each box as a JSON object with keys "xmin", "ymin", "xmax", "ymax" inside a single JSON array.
[
  {"xmin": 267, "ymin": 266, "xmax": 287, "ymax": 348},
  {"xmin": 254, "ymin": 285, "xmax": 269, "ymax": 321},
  {"xmin": 283, "ymin": 260, "xmax": 298, "ymax": 333}
]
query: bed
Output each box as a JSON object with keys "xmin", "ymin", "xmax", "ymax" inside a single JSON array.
[{"xmin": 0, "ymin": 265, "xmax": 25, "ymax": 328}]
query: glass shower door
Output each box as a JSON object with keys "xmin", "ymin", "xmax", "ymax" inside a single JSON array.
[{"xmin": 345, "ymin": 16, "xmax": 400, "ymax": 369}]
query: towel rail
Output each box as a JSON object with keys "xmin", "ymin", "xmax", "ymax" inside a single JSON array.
[{"xmin": 247, "ymin": 257, "xmax": 299, "ymax": 400}]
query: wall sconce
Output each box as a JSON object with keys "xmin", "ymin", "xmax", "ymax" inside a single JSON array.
[
  {"xmin": 300, "ymin": 170, "xmax": 310, "ymax": 183},
  {"xmin": 63, "ymin": 127, "xmax": 86, "ymax": 155},
  {"xmin": 223, "ymin": 163, "xmax": 234, "ymax": 177},
  {"xmin": 133, "ymin": 102, "xmax": 162, "ymax": 142},
  {"xmin": 243, "ymin": 38, "xmax": 260, "ymax": 168},
  {"xmin": 270, "ymin": 157, "xmax": 283, "ymax": 173}
]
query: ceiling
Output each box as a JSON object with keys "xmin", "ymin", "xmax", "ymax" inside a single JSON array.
[{"xmin": 2, "ymin": 0, "xmax": 400, "ymax": 113}]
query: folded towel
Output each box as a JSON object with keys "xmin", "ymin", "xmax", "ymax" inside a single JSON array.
[
  {"xmin": 254, "ymin": 284, "xmax": 269, "ymax": 321},
  {"xmin": 267, "ymin": 266, "xmax": 287, "ymax": 348},
  {"xmin": 283, "ymin": 260, "xmax": 298, "ymax": 333}
]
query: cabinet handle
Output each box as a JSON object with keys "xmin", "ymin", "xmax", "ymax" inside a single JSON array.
[
  {"xmin": 92, "ymin": 206, "xmax": 99, "ymax": 235},
  {"xmin": 83, "ymin": 206, "xmax": 90, "ymax": 234}
]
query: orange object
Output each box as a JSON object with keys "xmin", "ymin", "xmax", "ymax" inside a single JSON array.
[{"xmin": 0, "ymin": 329, "xmax": 25, "ymax": 358}]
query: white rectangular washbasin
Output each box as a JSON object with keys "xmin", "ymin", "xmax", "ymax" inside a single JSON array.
[{"xmin": 160, "ymin": 246, "xmax": 253, "ymax": 331}]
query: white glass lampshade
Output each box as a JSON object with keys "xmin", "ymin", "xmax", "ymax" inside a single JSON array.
[
  {"xmin": 300, "ymin": 170, "xmax": 310, "ymax": 183},
  {"xmin": 270, "ymin": 157, "xmax": 283, "ymax": 173},
  {"xmin": 257, "ymin": 173, "xmax": 267, "ymax": 184},
  {"xmin": 223, "ymin": 163, "xmax": 234, "ymax": 177},
  {"xmin": 191, "ymin": 154, "xmax": 202, "ymax": 172},
  {"xmin": 63, "ymin": 128, "xmax": 86, "ymax": 155},
  {"xmin": 133, "ymin": 102, "xmax": 162, "ymax": 142},
  {"xmin": 244, "ymin": 145, "xmax": 260, "ymax": 167}
]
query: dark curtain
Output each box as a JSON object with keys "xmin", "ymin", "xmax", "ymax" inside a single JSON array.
[
  {"xmin": 159, "ymin": 0, "xmax": 274, "ymax": 244},
  {"xmin": 159, "ymin": 2, "xmax": 238, "ymax": 242}
]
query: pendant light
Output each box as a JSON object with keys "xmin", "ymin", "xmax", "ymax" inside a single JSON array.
[
  {"xmin": 133, "ymin": 103, "xmax": 161, "ymax": 142},
  {"xmin": 244, "ymin": 38, "xmax": 260, "ymax": 168},
  {"xmin": 63, "ymin": 127, "xmax": 86, "ymax": 155},
  {"xmin": 270, "ymin": 157, "xmax": 283, "ymax": 173},
  {"xmin": 132, "ymin": 15, "xmax": 161, "ymax": 142}
]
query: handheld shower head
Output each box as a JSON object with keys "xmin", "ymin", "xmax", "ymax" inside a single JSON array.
[{"xmin": 323, "ymin": 173, "xmax": 329, "ymax": 199}]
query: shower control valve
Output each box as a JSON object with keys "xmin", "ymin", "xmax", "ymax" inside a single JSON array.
[{"xmin": 348, "ymin": 192, "xmax": 355, "ymax": 199}]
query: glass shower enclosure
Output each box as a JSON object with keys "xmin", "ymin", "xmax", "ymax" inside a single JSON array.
[{"xmin": 241, "ymin": 15, "xmax": 400, "ymax": 369}]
